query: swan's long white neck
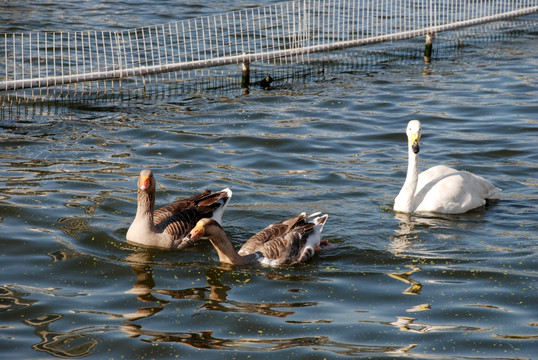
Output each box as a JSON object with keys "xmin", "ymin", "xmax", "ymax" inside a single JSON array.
[{"xmin": 396, "ymin": 142, "xmax": 419, "ymax": 212}]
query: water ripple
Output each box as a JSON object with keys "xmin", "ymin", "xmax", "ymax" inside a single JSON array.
[{"xmin": 1, "ymin": 8, "xmax": 537, "ymax": 360}]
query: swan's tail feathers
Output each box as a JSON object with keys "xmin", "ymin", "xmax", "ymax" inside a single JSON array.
[
  {"xmin": 486, "ymin": 185, "xmax": 501, "ymax": 200},
  {"xmin": 211, "ymin": 188, "xmax": 232, "ymax": 225}
]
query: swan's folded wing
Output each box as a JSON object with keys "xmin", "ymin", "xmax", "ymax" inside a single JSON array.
[{"xmin": 416, "ymin": 168, "xmax": 500, "ymax": 213}]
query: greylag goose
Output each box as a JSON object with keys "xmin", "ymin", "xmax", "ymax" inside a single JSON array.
[
  {"xmin": 126, "ymin": 169, "xmax": 232, "ymax": 249},
  {"xmin": 394, "ymin": 120, "xmax": 500, "ymax": 214},
  {"xmin": 179, "ymin": 212, "xmax": 328, "ymax": 266}
]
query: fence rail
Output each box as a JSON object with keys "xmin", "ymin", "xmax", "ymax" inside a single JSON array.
[{"xmin": 1, "ymin": 0, "xmax": 537, "ymax": 100}]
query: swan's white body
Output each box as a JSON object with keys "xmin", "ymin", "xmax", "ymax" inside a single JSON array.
[{"xmin": 394, "ymin": 120, "xmax": 500, "ymax": 214}]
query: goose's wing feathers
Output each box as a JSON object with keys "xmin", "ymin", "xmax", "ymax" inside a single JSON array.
[
  {"xmin": 155, "ymin": 189, "xmax": 231, "ymax": 239},
  {"xmin": 240, "ymin": 213, "xmax": 328, "ymax": 266},
  {"xmin": 238, "ymin": 212, "xmax": 308, "ymax": 255},
  {"xmin": 153, "ymin": 189, "xmax": 211, "ymax": 224},
  {"xmin": 257, "ymin": 222, "xmax": 316, "ymax": 266}
]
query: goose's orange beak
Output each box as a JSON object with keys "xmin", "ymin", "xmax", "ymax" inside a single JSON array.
[
  {"xmin": 187, "ymin": 221, "xmax": 206, "ymax": 240},
  {"xmin": 176, "ymin": 221, "xmax": 207, "ymax": 249},
  {"xmin": 139, "ymin": 175, "xmax": 151, "ymax": 190}
]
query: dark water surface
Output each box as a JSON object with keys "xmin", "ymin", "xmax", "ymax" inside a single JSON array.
[{"xmin": 1, "ymin": 1, "xmax": 537, "ymax": 359}]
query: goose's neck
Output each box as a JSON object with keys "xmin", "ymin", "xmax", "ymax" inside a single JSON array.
[
  {"xmin": 208, "ymin": 228, "xmax": 257, "ymax": 265},
  {"xmin": 398, "ymin": 146, "xmax": 419, "ymax": 212},
  {"xmin": 135, "ymin": 190, "xmax": 156, "ymax": 229}
]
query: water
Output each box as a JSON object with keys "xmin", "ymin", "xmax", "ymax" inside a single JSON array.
[{"xmin": 1, "ymin": 2, "xmax": 537, "ymax": 359}]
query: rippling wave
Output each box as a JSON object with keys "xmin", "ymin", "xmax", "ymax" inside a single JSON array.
[{"xmin": 1, "ymin": 3, "xmax": 537, "ymax": 360}]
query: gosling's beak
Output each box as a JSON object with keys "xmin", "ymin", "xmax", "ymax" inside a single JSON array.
[
  {"xmin": 139, "ymin": 175, "xmax": 151, "ymax": 190},
  {"xmin": 410, "ymin": 133, "xmax": 420, "ymax": 154}
]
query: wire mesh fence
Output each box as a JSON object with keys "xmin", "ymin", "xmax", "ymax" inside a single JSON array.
[{"xmin": 1, "ymin": 0, "xmax": 537, "ymax": 105}]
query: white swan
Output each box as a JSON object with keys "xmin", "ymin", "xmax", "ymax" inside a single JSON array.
[{"xmin": 394, "ymin": 120, "xmax": 500, "ymax": 214}]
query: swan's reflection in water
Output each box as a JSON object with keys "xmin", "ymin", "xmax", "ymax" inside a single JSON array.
[
  {"xmin": 362, "ymin": 315, "xmax": 491, "ymax": 334},
  {"xmin": 388, "ymin": 212, "xmax": 462, "ymax": 254},
  {"xmin": 387, "ymin": 211, "xmax": 480, "ymax": 294},
  {"xmin": 388, "ymin": 213, "xmax": 426, "ymax": 296},
  {"xmin": 390, "ymin": 210, "xmax": 486, "ymax": 254},
  {"xmin": 387, "ymin": 265, "xmax": 423, "ymax": 295},
  {"xmin": 390, "ymin": 316, "xmax": 492, "ymax": 333},
  {"xmin": 379, "ymin": 212, "xmax": 496, "ymax": 337},
  {"xmin": 389, "ymin": 213, "xmax": 420, "ymax": 254}
]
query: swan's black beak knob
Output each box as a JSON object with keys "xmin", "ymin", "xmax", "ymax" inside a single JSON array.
[{"xmin": 412, "ymin": 141, "xmax": 420, "ymax": 154}]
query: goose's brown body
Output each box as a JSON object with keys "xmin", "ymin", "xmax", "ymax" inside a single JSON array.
[
  {"xmin": 126, "ymin": 169, "xmax": 232, "ymax": 249},
  {"xmin": 181, "ymin": 213, "xmax": 328, "ymax": 266}
]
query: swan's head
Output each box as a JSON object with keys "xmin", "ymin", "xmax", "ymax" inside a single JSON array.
[
  {"xmin": 138, "ymin": 169, "xmax": 156, "ymax": 192},
  {"xmin": 406, "ymin": 120, "xmax": 421, "ymax": 154}
]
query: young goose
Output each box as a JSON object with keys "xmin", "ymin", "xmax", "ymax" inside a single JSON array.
[
  {"xmin": 180, "ymin": 212, "xmax": 328, "ymax": 266},
  {"xmin": 126, "ymin": 169, "xmax": 232, "ymax": 249},
  {"xmin": 394, "ymin": 120, "xmax": 500, "ymax": 214}
]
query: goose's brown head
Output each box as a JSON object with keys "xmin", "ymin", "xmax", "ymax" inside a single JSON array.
[
  {"xmin": 138, "ymin": 169, "xmax": 156, "ymax": 192},
  {"xmin": 176, "ymin": 218, "xmax": 222, "ymax": 249}
]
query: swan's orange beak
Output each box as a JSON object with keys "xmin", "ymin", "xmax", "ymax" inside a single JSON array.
[{"xmin": 139, "ymin": 175, "xmax": 151, "ymax": 190}]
